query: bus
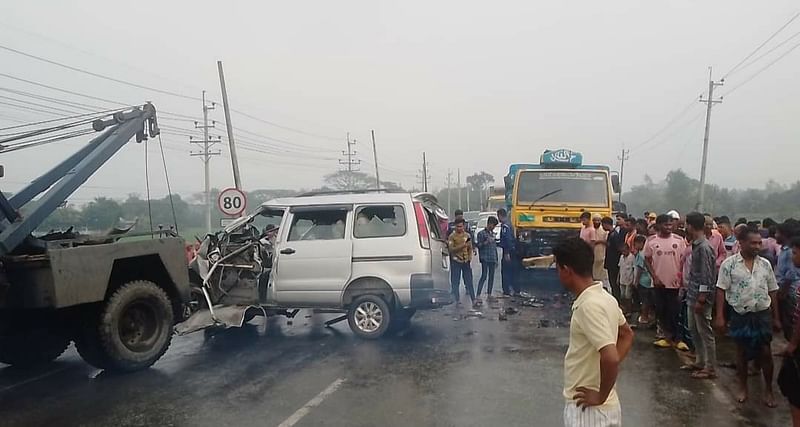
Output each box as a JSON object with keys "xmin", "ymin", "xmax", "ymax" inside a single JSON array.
[{"xmin": 503, "ymin": 149, "xmax": 620, "ymax": 258}]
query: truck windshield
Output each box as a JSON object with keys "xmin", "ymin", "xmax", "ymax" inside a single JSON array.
[{"xmin": 516, "ymin": 170, "xmax": 608, "ymax": 206}]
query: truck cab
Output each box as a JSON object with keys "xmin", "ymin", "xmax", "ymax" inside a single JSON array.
[{"xmin": 504, "ymin": 149, "xmax": 620, "ymax": 258}]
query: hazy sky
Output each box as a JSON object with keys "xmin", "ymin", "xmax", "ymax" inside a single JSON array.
[{"xmin": 1, "ymin": 1, "xmax": 799, "ymax": 205}]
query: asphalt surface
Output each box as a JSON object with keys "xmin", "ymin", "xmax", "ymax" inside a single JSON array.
[{"xmin": 0, "ymin": 265, "xmax": 792, "ymax": 427}]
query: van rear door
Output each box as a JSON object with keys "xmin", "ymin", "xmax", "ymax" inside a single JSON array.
[{"xmin": 412, "ymin": 198, "xmax": 450, "ymax": 293}]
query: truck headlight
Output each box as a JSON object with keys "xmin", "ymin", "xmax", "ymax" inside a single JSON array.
[{"xmin": 518, "ymin": 230, "xmax": 533, "ymax": 242}]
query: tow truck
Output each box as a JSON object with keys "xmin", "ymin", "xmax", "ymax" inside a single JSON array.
[{"xmin": 0, "ymin": 104, "xmax": 191, "ymax": 372}]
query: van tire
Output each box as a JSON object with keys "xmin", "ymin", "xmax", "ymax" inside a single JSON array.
[{"xmin": 347, "ymin": 295, "xmax": 392, "ymax": 339}]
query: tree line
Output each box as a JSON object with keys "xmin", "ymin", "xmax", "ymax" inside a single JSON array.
[
  {"xmin": 27, "ymin": 169, "xmax": 498, "ymax": 234},
  {"xmin": 624, "ymin": 169, "xmax": 800, "ymax": 220}
]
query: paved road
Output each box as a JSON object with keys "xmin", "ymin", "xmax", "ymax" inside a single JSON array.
[{"xmin": 0, "ymin": 268, "xmax": 791, "ymax": 426}]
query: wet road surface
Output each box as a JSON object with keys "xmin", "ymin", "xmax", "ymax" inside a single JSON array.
[{"xmin": 0, "ymin": 268, "xmax": 792, "ymax": 426}]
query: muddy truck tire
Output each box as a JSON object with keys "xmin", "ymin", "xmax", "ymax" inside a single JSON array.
[
  {"xmin": 76, "ymin": 280, "xmax": 174, "ymax": 372},
  {"xmin": 0, "ymin": 320, "xmax": 70, "ymax": 367}
]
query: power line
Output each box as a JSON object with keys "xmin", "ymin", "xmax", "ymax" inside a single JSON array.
[
  {"xmin": 629, "ymin": 97, "xmax": 701, "ymax": 154},
  {"xmin": 230, "ymin": 108, "xmax": 341, "ymax": 141},
  {"xmin": 634, "ymin": 111, "xmax": 706, "ymax": 156},
  {"xmin": 0, "ymin": 105, "xmax": 121, "ymax": 131},
  {"xmin": 722, "ymin": 11, "xmax": 800, "ymax": 79},
  {"xmin": 721, "ymin": 39, "xmax": 800, "ymax": 97},
  {"xmin": 730, "ymin": 29, "xmax": 800, "ymax": 77},
  {"xmin": 0, "ymin": 129, "xmax": 95, "ymax": 153},
  {"xmin": 0, "ymin": 93, "xmax": 87, "ymax": 116},
  {"xmin": 0, "ymin": 43, "xmax": 201, "ymax": 101},
  {"xmin": 0, "ymin": 99, "xmax": 80, "ymax": 117}
]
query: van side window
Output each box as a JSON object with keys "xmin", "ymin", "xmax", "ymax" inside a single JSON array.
[
  {"xmin": 354, "ymin": 205, "xmax": 406, "ymax": 238},
  {"xmin": 288, "ymin": 209, "xmax": 348, "ymax": 241}
]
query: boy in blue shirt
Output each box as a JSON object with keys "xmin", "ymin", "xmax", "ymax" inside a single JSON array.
[
  {"xmin": 633, "ymin": 235, "xmax": 654, "ymax": 326},
  {"xmin": 476, "ymin": 216, "xmax": 499, "ymax": 303}
]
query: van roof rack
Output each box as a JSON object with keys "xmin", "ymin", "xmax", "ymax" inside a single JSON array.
[{"xmin": 297, "ymin": 188, "xmax": 407, "ymax": 197}]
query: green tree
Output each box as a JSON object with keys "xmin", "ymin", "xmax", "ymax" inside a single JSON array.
[{"xmin": 82, "ymin": 197, "xmax": 123, "ymax": 231}]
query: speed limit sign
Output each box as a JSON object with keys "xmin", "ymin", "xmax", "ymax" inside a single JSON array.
[{"xmin": 218, "ymin": 187, "xmax": 247, "ymax": 217}]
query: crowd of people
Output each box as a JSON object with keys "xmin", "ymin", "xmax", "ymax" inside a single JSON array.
[
  {"xmin": 444, "ymin": 206, "xmax": 800, "ymax": 425},
  {"xmin": 579, "ymin": 209, "xmax": 800, "ymax": 425}
]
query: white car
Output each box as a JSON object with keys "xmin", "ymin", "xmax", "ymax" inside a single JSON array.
[
  {"xmin": 475, "ymin": 211, "xmax": 501, "ymax": 244},
  {"xmin": 182, "ymin": 190, "xmax": 454, "ymax": 340}
]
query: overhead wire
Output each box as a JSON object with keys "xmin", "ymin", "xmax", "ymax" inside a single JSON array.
[
  {"xmin": 722, "ymin": 11, "xmax": 800, "ymax": 79},
  {"xmin": 0, "ymin": 49, "xmax": 342, "ymax": 141},
  {"xmin": 0, "ymin": 43, "xmax": 201, "ymax": 101},
  {"xmin": 0, "ymin": 129, "xmax": 95, "ymax": 153},
  {"xmin": 721, "ymin": 39, "xmax": 800, "ymax": 97},
  {"xmin": 0, "ymin": 104, "xmax": 125, "ymax": 131},
  {"xmin": 629, "ymin": 97, "xmax": 702, "ymax": 154},
  {"xmin": 730, "ymin": 29, "xmax": 800, "ymax": 77}
]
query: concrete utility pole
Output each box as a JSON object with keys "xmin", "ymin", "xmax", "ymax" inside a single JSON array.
[
  {"xmin": 371, "ymin": 130, "xmax": 380, "ymax": 189},
  {"xmin": 217, "ymin": 60, "xmax": 242, "ymax": 190},
  {"xmin": 457, "ymin": 168, "xmax": 461, "ymax": 209},
  {"xmin": 698, "ymin": 67, "xmax": 724, "ymax": 212},
  {"xmin": 421, "ymin": 152, "xmax": 429, "ymax": 192},
  {"xmin": 339, "ymin": 132, "xmax": 361, "ymax": 189},
  {"xmin": 189, "ymin": 90, "xmax": 221, "ymax": 231},
  {"xmin": 617, "ymin": 148, "xmax": 629, "ymax": 204},
  {"xmin": 467, "ymin": 182, "xmax": 470, "ymax": 211},
  {"xmin": 446, "ymin": 169, "xmax": 453, "ymax": 214}
]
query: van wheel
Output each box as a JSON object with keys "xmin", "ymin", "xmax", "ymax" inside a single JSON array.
[
  {"xmin": 95, "ymin": 281, "xmax": 174, "ymax": 372},
  {"xmin": 347, "ymin": 295, "xmax": 391, "ymax": 339}
]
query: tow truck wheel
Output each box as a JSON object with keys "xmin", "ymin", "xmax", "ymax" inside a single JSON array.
[
  {"xmin": 0, "ymin": 324, "xmax": 70, "ymax": 367},
  {"xmin": 347, "ymin": 295, "xmax": 392, "ymax": 339},
  {"xmin": 95, "ymin": 280, "xmax": 174, "ymax": 372}
]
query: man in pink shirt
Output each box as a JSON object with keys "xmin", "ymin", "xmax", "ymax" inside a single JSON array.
[
  {"xmin": 579, "ymin": 212, "xmax": 596, "ymax": 245},
  {"xmin": 704, "ymin": 214, "xmax": 728, "ymax": 270},
  {"xmin": 645, "ymin": 214, "xmax": 688, "ymax": 349}
]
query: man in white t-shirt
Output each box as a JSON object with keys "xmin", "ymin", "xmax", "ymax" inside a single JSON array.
[{"xmin": 554, "ymin": 237, "xmax": 634, "ymax": 426}]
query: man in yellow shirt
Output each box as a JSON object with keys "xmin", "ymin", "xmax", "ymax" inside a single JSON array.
[
  {"xmin": 553, "ymin": 237, "xmax": 634, "ymax": 426},
  {"xmin": 448, "ymin": 218, "xmax": 476, "ymax": 307}
]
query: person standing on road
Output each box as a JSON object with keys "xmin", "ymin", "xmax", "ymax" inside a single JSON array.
[
  {"xmin": 580, "ymin": 212, "xmax": 596, "ymax": 245},
  {"xmin": 778, "ymin": 237, "xmax": 800, "ymax": 426},
  {"xmin": 684, "ymin": 212, "xmax": 718, "ymax": 380},
  {"xmin": 715, "ymin": 226, "xmax": 782, "ymax": 407},
  {"xmin": 554, "ymin": 237, "xmax": 634, "ymax": 427},
  {"xmin": 717, "ymin": 216, "xmax": 737, "ymax": 257},
  {"xmin": 645, "ymin": 214, "xmax": 689, "ymax": 350},
  {"xmin": 705, "ymin": 214, "xmax": 728, "ymax": 270},
  {"xmin": 776, "ymin": 220, "xmax": 800, "ymax": 341},
  {"xmin": 448, "ymin": 218, "xmax": 477, "ymax": 308},
  {"xmin": 498, "ymin": 208, "xmax": 519, "ymax": 297},
  {"xmin": 593, "ymin": 214, "xmax": 609, "ymax": 292},
  {"xmin": 618, "ymin": 244, "xmax": 635, "ymax": 315},
  {"xmin": 624, "ymin": 217, "xmax": 638, "ymax": 253},
  {"xmin": 633, "ymin": 235, "xmax": 654, "ymax": 326},
  {"xmin": 448, "ymin": 209, "xmax": 473, "ymax": 239},
  {"xmin": 604, "ymin": 216, "xmax": 623, "ymax": 300},
  {"xmin": 475, "ymin": 216, "xmax": 499, "ymax": 303}
]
